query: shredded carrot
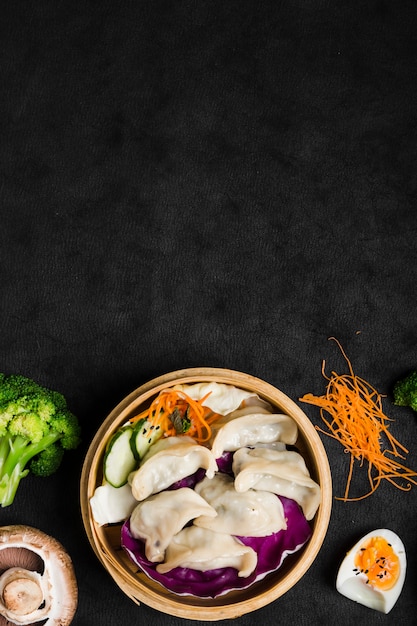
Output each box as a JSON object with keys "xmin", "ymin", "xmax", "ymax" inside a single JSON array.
[
  {"xmin": 300, "ymin": 337, "xmax": 417, "ymax": 501},
  {"xmin": 129, "ymin": 388, "xmax": 222, "ymax": 444}
]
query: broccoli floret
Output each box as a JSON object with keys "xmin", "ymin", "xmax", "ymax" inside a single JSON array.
[
  {"xmin": 29, "ymin": 443, "xmax": 65, "ymax": 477},
  {"xmin": 0, "ymin": 373, "xmax": 81, "ymax": 507},
  {"xmin": 393, "ymin": 371, "xmax": 417, "ymax": 412}
]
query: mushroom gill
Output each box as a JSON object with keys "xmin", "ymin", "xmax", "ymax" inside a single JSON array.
[{"xmin": 0, "ymin": 549, "xmax": 44, "ymax": 576}]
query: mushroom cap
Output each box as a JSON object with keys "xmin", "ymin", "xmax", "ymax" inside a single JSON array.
[{"xmin": 0, "ymin": 525, "xmax": 78, "ymax": 626}]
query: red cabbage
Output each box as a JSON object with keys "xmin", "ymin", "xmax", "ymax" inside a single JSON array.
[
  {"xmin": 167, "ymin": 452, "xmax": 233, "ymax": 490},
  {"xmin": 121, "ymin": 495, "xmax": 312, "ymax": 598}
]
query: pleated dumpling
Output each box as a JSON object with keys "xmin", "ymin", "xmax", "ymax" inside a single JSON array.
[
  {"xmin": 232, "ymin": 447, "xmax": 321, "ymax": 521},
  {"xmin": 156, "ymin": 525, "xmax": 257, "ymax": 578},
  {"xmin": 210, "ymin": 408, "xmax": 298, "ymax": 459},
  {"xmin": 171, "ymin": 382, "xmax": 261, "ymax": 415},
  {"xmin": 129, "ymin": 438, "xmax": 218, "ymax": 501},
  {"xmin": 194, "ymin": 473, "xmax": 287, "ymax": 537},
  {"xmin": 129, "ymin": 487, "xmax": 217, "ymax": 563}
]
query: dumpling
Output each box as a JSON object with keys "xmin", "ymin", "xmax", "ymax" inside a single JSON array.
[
  {"xmin": 156, "ymin": 526, "xmax": 257, "ymax": 578},
  {"xmin": 221, "ymin": 404, "xmax": 272, "ymax": 419},
  {"xmin": 194, "ymin": 473, "xmax": 287, "ymax": 536},
  {"xmin": 251, "ymin": 441, "xmax": 287, "ymax": 451},
  {"xmin": 171, "ymin": 382, "xmax": 261, "ymax": 415},
  {"xmin": 210, "ymin": 411, "xmax": 298, "ymax": 459},
  {"xmin": 129, "ymin": 487, "xmax": 217, "ymax": 562},
  {"xmin": 129, "ymin": 439, "xmax": 218, "ymax": 501},
  {"xmin": 141, "ymin": 435, "xmax": 195, "ymax": 460},
  {"xmin": 232, "ymin": 447, "xmax": 321, "ymax": 521}
]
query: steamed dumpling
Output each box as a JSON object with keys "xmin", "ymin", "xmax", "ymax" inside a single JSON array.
[
  {"xmin": 129, "ymin": 439, "xmax": 218, "ymax": 501},
  {"xmin": 141, "ymin": 435, "xmax": 195, "ymax": 460},
  {"xmin": 129, "ymin": 487, "xmax": 217, "ymax": 562},
  {"xmin": 210, "ymin": 411, "xmax": 298, "ymax": 459},
  {"xmin": 171, "ymin": 382, "xmax": 261, "ymax": 415},
  {"xmin": 194, "ymin": 473, "xmax": 287, "ymax": 536},
  {"xmin": 232, "ymin": 447, "xmax": 321, "ymax": 521},
  {"xmin": 156, "ymin": 525, "xmax": 257, "ymax": 578}
]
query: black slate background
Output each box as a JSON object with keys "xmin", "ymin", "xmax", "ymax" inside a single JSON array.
[{"xmin": 1, "ymin": 1, "xmax": 417, "ymax": 624}]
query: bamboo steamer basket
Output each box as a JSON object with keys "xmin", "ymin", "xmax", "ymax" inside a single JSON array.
[{"xmin": 80, "ymin": 368, "xmax": 332, "ymax": 621}]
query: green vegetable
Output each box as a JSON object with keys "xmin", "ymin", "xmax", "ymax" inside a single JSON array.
[
  {"xmin": 393, "ymin": 371, "xmax": 417, "ymax": 412},
  {"xmin": 103, "ymin": 418, "xmax": 164, "ymax": 488},
  {"xmin": 170, "ymin": 407, "xmax": 191, "ymax": 434},
  {"xmin": 104, "ymin": 426, "xmax": 137, "ymax": 488},
  {"xmin": 130, "ymin": 418, "xmax": 162, "ymax": 460},
  {"xmin": 0, "ymin": 373, "xmax": 81, "ymax": 507}
]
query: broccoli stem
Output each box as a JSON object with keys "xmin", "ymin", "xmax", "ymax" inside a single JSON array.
[
  {"xmin": 0, "ymin": 463, "xmax": 30, "ymax": 508},
  {"xmin": 0, "ymin": 432, "xmax": 61, "ymax": 508},
  {"xmin": 0, "ymin": 436, "xmax": 10, "ymax": 476}
]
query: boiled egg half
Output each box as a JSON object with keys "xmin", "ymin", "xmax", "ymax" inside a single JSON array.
[{"xmin": 336, "ymin": 528, "xmax": 406, "ymax": 614}]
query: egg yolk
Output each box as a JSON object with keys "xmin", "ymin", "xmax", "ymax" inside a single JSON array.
[{"xmin": 354, "ymin": 536, "xmax": 400, "ymax": 591}]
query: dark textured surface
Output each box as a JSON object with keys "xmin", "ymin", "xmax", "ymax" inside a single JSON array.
[{"xmin": 1, "ymin": 1, "xmax": 417, "ymax": 624}]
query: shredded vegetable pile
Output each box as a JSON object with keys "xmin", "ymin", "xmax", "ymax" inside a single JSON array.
[
  {"xmin": 300, "ymin": 338, "xmax": 417, "ymax": 501},
  {"xmin": 130, "ymin": 389, "xmax": 221, "ymax": 443}
]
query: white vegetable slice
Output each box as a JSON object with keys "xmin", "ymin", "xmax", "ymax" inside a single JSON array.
[{"xmin": 90, "ymin": 482, "xmax": 137, "ymax": 526}]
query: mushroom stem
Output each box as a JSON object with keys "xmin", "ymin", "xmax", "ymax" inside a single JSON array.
[
  {"xmin": 0, "ymin": 567, "xmax": 47, "ymax": 625},
  {"xmin": 2, "ymin": 574, "xmax": 43, "ymax": 615}
]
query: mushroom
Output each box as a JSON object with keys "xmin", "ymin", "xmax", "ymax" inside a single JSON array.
[{"xmin": 0, "ymin": 525, "xmax": 77, "ymax": 626}]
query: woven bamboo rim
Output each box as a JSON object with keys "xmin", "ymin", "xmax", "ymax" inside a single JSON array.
[{"xmin": 80, "ymin": 368, "xmax": 332, "ymax": 620}]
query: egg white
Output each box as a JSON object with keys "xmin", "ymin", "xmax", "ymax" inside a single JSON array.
[{"xmin": 336, "ymin": 528, "xmax": 406, "ymax": 614}]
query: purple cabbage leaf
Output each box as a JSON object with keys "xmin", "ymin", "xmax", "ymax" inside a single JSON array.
[{"xmin": 121, "ymin": 494, "xmax": 312, "ymax": 598}]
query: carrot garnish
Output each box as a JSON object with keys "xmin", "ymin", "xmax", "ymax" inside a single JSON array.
[
  {"xmin": 300, "ymin": 338, "xmax": 417, "ymax": 501},
  {"xmin": 129, "ymin": 389, "xmax": 221, "ymax": 444}
]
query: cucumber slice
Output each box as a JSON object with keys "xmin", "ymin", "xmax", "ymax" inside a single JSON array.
[
  {"xmin": 104, "ymin": 426, "xmax": 137, "ymax": 488},
  {"xmin": 131, "ymin": 419, "xmax": 163, "ymax": 460},
  {"xmin": 129, "ymin": 418, "xmax": 145, "ymax": 460}
]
